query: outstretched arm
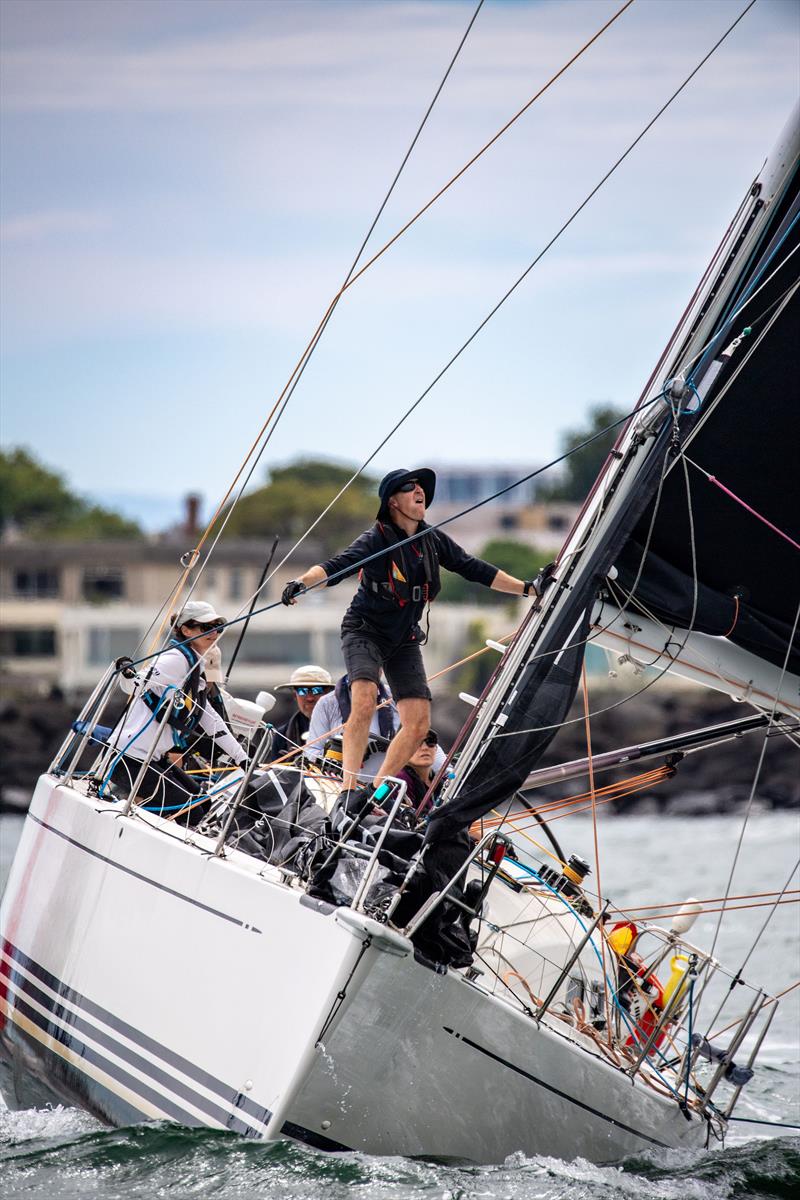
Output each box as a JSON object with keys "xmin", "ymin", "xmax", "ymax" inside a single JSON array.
[
  {"xmin": 282, "ymin": 527, "xmax": 380, "ymax": 604},
  {"xmin": 490, "ymin": 569, "xmax": 525, "ymax": 595}
]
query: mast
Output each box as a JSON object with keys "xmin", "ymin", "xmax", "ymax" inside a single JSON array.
[{"xmin": 431, "ymin": 104, "xmax": 800, "ymax": 835}]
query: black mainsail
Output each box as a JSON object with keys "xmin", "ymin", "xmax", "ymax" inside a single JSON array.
[{"xmin": 427, "ymin": 103, "xmax": 799, "ymax": 843}]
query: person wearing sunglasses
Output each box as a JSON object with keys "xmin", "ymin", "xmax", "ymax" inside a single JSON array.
[
  {"xmin": 395, "ymin": 729, "xmax": 442, "ymax": 818},
  {"xmin": 273, "ymin": 664, "xmax": 334, "ymax": 757},
  {"xmin": 108, "ymin": 600, "xmax": 247, "ymax": 822},
  {"xmin": 281, "ymin": 467, "xmax": 540, "ymax": 803}
]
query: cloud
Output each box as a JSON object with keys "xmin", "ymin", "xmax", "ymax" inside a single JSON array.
[{"xmin": 0, "ymin": 208, "xmax": 111, "ymax": 242}]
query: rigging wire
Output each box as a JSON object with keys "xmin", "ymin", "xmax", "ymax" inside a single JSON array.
[
  {"xmin": 704, "ymin": 596, "xmax": 800, "ymax": 969},
  {"xmin": 700, "ymin": 856, "xmax": 800, "ymax": 1041},
  {"xmin": 126, "ymin": 396, "xmax": 663, "ymax": 668},
  {"xmin": 144, "ymin": 0, "xmax": 486, "ymax": 646},
  {"xmin": 151, "ymin": 0, "xmax": 633, "ymax": 640},
  {"xmin": 683, "ymin": 455, "xmax": 800, "ymax": 553},
  {"xmin": 221, "ymin": 0, "xmax": 758, "ymax": 622}
]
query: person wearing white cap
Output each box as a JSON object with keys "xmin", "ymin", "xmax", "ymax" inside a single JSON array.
[
  {"xmin": 272, "ymin": 665, "xmax": 333, "ymax": 757},
  {"xmin": 108, "ymin": 600, "xmax": 247, "ymax": 821}
]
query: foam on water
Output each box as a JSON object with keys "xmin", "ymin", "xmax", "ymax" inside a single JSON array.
[{"xmin": 0, "ymin": 1108, "xmax": 798, "ymax": 1200}]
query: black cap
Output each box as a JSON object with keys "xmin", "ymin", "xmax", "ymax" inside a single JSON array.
[{"xmin": 377, "ymin": 468, "xmax": 436, "ymax": 518}]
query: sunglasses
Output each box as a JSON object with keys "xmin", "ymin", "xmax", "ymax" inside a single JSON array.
[
  {"xmin": 295, "ymin": 685, "xmax": 328, "ymax": 696},
  {"xmin": 187, "ymin": 621, "xmax": 223, "ymax": 634},
  {"xmin": 421, "ymin": 731, "xmax": 438, "ymax": 747},
  {"xmin": 396, "ymin": 479, "xmax": 421, "ymax": 494}
]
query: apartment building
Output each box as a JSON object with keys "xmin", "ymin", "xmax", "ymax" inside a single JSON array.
[{"xmin": 0, "ymin": 535, "xmax": 512, "ymax": 696}]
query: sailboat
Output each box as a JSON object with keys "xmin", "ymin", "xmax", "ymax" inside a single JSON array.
[{"xmin": 0, "ymin": 66, "xmax": 797, "ymax": 1165}]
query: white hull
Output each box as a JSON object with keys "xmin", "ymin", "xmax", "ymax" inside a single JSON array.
[{"xmin": 0, "ymin": 776, "xmax": 706, "ymax": 1163}]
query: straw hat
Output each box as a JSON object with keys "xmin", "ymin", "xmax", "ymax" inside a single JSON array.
[{"xmin": 275, "ymin": 664, "xmax": 334, "ymax": 692}]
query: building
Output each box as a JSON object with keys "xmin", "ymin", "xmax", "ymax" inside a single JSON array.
[
  {"xmin": 0, "ymin": 535, "xmax": 516, "ymax": 696},
  {"xmin": 430, "ymin": 464, "xmax": 578, "ymax": 554}
]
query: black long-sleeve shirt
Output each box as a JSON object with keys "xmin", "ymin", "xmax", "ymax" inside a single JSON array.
[{"xmin": 320, "ymin": 521, "xmax": 498, "ymax": 648}]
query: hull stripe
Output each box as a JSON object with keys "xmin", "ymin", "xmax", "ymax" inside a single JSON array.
[
  {"xmin": 0, "ymin": 960, "xmax": 261, "ymax": 1137},
  {"xmin": 280, "ymin": 1120, "xmax": 353, "ymax": 1153},
  {"xmin": 1, "ymin": 939, "xmax": 271, "ymax": 1132},
  {"xmin": 2, "ymin": 990, "xmax": 209, "ymax": 1129},
  {"xmin": 443, "ymin": 1027, "xmax": 671, "ymax": 1148},
  {"xmin": 27, "ymin": 812, "xmax": 262, "ymax": 934}
]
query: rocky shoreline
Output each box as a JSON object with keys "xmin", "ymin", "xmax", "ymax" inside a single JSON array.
[{"xmin": 1, "ymin": 679, "xmax": 796, "ymax": 815}]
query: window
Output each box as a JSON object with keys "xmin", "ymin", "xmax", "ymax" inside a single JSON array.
[
  {"xmin": 229, "ymin": 568, "xmax": 243, "ymax": 601},
  {"xmin": 547, "ymin": 513, "xmax": 569, "ymax": 531},
  {"xmin": 83, "ymin": 568, "xmax": 125, "ymax": 602},
  {"xmin": 12, "ymin": 570, "xmax": 60, "ymax": 598},
  {"xmin": 0, "ymin": 628, "xmax": 57, "ymax": 658},
  {"xmin": 499, "ymin": 513, "xmax": 519, "ymax": 531},
  {"xmin": 87, "ymin": 627, "xmax": 141, "ymax": 666},
  {"xmin": 230, "ymin": 632, "xmax": 312, "ymax": 665}
]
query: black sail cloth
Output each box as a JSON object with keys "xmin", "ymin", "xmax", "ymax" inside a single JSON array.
[{"xmin": 424, "ymin": 600, "xmax": 594, "ymax": 845}]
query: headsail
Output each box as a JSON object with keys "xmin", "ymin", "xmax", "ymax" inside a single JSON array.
[{"xmin": 427, "ymin": 102, "xmax": 800, "ymax": 842}]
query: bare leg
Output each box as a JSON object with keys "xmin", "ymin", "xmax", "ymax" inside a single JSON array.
[
  {"xmin": 374, "ymin": 697, "xmax": 430, "ymax": 788},
  {"xmin": 341, "ymin": 679, "xmax": 377, "ymax": 790}
]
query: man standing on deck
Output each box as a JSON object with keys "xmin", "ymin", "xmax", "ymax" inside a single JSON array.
[{"xmin": 281, "ymin": 468, "xmax": 541, "ymax": 801}]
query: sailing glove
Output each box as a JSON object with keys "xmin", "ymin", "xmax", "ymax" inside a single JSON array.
[
  {"xmin": 530, "ymin": 561, "xmax": 557, "ymax": 599},
  {"xmin": 115, "ymin": 655, "xmax": 137, "ymax": 679},
  {"xmin": 281, "ymin": 580, "xmax": 306, "ymax": 606}
]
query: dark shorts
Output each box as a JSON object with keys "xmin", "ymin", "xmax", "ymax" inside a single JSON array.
[{"xmin": 341, "ymin": 629, "xmax": 432, "ymax": 703}]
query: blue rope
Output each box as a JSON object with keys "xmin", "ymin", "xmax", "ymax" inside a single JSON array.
[{"xmin": 98, "ymin": 686, "xmax": 177, "ymax": 798}]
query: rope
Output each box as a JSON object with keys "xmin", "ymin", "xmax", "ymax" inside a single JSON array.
[
  {"xmin": 179, "ymin": 0, "xmax": 751, "ymax": 639},
  {"xmin": 684, "ymin": 458, "xmax": 800, "ymax": 552},
  {"xmin": 127, "ymin": 396, "xmax": 664, "ymax": 669},
  {"xmin": 150, "ymin": 0, "xmax": 633, "ymax": 642},
  {"xmin": 145, "ymin": 0, "xmax": 487, "ymax": 647},
  {"xmin": 610, "ymin": 889, "xmax": 800, "ymax": 913},
  {"xmin": 705, "ymin": 596, "xmax": 800, "ymax": 969}
]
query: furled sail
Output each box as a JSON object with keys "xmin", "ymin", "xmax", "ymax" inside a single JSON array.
[{"xmin": 428, "ymin": 103, "xmax": 799, "ymax": 843}]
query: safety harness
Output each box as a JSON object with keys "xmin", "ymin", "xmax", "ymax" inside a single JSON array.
[
  {"xmin": 141, "ymin": 639, "xmax": 205, "ymax": 752},
  {"xmin": 360, "ymin": 521, "xmax": 441, "ymax": 611}
]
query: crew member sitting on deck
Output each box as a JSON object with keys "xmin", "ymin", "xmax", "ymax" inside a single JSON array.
[
  {"xmin": 396, "ymin": 728, "xmax": 442, "ymax": 817},
  {"xmin": 272, "ymin": 664, "xmax": 334, "ymax": 758},
  {"xmin": 109, "ymin": 601, "xmax": 246, "ymax": 823},
  {"xmin": 282, "ymin": 468, "xmax": 539, "ymax": 806}
]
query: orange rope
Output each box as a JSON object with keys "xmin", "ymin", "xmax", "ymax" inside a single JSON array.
[
  {"xmin": 722, "ymin": 593, "xmax": 740, "ymax": 638},
  {"xmin": 610, "ymin": 889, "xmax": 800, "ymax": 913},
  {"xmin": 622, "ymin": 897, "xmax": 799, "ymax": 920}
]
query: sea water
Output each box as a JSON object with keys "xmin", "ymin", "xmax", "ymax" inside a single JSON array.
[{"xmin": 1, "ymin": 811, "xmax": 798, "ymax": 1199}]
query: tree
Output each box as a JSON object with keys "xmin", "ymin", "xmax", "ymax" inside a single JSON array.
[
  {"xmin": 437, "ymin": 538, "xmax": 550, "ymax": 606},
  {"xmin": 0, "ymin": 448, "xmax": 141, "ymax": 539},
  {"xmin": 538, "ymin": 404, "xmax": 626, "ymax": 502},
  {"xmin": 221, "ymin": 458, "xmax": 378, "ymax": 554}
]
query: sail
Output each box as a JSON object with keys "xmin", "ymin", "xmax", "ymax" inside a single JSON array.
[
  {"xmin": 428, "ymin": 105, "xmax": 799, "ymax": 843},
  {"xmin": 614, "ymin": 218, "xmax": 799, "ymax": 676}
]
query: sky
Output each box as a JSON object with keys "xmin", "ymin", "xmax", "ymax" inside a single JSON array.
[{"xmin": 1, "ymin": 0, "xmax": 798, "ymax": 530}]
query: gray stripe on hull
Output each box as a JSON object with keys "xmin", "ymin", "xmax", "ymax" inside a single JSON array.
[{"xmin": 1, "ymin": 938, "xmax": 271, "ymax": 1134}]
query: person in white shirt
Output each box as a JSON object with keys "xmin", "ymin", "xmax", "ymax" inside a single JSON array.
[{"xmin": 108, "ymin": 600, "xmax": 246, "ymax": 821}]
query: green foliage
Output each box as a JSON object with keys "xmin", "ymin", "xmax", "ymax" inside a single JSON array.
[
  {"xmin": 222, "ymin": 458, "xmax": 378, "ymax": 554},
  {"xmin": 438, "ymin": 538, "xmax": 550, "ymax": 606},
  {"xmin": 538, "ymin": 404, "xmax": 626, "ymax": 502},
  {"xmin": 0, "ymin": 448, "xmax": 141, "ymax": 540}
]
